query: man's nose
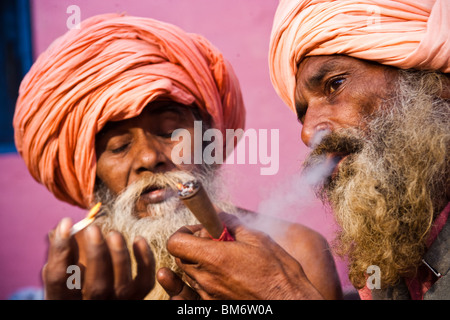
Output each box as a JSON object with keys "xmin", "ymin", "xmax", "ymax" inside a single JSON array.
[
  {"xmin": 132, "ymin": 134, "xmax": 169, "ymax": 174},
  {"xmin": 300, "ymin": 101, "xmax": 333, "ymax": 148}
]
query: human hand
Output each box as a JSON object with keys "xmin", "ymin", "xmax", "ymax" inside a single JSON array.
[
  {"xmin": 166, "ymin": 212, "xmax": 323, "ymax": 300},
  {"xmin": 42, "ymin": 217, "xmax": 155, "ymax": 299},
  {"xmin": 156, "ymin": 224, "xmax": 207, "ymax": 300},
  {"xmin": 157, "ymin": 267, "xmax": 199, "ymax": 300}
]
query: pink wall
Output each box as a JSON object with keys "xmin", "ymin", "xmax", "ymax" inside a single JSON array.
[{"xmin": 0, "ymin": 0, "xmax": 351, "ymax": 299}]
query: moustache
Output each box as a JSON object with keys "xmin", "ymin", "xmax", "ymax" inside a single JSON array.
[
  {"xmin": 309, "ymin": 130, "xmax": 364, "ymax": 158},
  {"xmin": 302, "ymin": 130, "xmax": 364, "ymax": 188},
  {"xmin": 120, "ymin": 171, "xmax": 196, "ymax": 198}
]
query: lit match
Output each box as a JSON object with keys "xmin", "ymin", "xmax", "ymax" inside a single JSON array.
[
  {"xmin": 69, "ymin": 202, "xmax": 102, "ymax": 236},
  {"xmin": 177, "ymin": 180, "xmax": 233, "ymax": 240}
]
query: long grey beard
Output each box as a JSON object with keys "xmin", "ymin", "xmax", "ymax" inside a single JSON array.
[
  {"xmin": 93, "ymin": 168, "xmax": 239, "ymax": 299},
  {"xmin": 303, "ymin": 70, "xmax": 450, "ymax": 288}
]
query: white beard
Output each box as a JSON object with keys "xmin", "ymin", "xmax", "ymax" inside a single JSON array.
[{"xmin": 93, "ymin": 168, "xmax": 239, "ymax": 299}]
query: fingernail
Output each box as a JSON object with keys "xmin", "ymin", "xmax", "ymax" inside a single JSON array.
[
  {"xmin": 58, "ymin": 217, "xmax": 72, "ymax": 240},
  {"xmin": 86, "ymin": 225, "xmax": 103, "ymax": 245},
  {"xmin": 134, "ymin": 236, "xmax": 147, "ymax": 245},
  {"xmin": 108, "ymin": 231, "xmax": 124, "ymax": 250},
  {"xmin": 133, "ymin": 236, "xmax": 150, "ymax": 252}
]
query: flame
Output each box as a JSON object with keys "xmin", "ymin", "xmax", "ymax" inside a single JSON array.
[
  {"xmin": 176, "ymin": 183, "xmax": 184, "ymax": 191},
  {"xmin": 70, "ymin": 202, "xmax": 102, "ymax": 236},
  {"xmin": 86, "ymin": 202, "xmax": 102, "ymax": 220}
]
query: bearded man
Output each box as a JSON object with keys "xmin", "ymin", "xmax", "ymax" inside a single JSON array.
[
  {"xmin": 13, "ymin": 14, "xmax": 342, "ymax": 300},
  {"xmin": 165, "ymin": 0, "xmax": 449, "ymax": 300}
]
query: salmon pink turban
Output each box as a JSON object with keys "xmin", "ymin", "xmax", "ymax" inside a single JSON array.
[
  {"xmin": 13, "ymin": 14, "xmax": 245, "ymax": 209},
  {"xmin": 269, "ymin": 0, "xmax": 450, "ymax": 111}
]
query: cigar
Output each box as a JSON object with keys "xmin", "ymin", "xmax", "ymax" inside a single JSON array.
[
  {"xmin": 177, "ymin": 180, "xmax": 226, "ymax": 239},
  {"xmin": 70, "ymin": 202, "xmax": 102, "ymax": 236}
]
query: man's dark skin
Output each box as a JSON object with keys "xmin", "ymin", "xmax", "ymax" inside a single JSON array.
[
  {"xmin": 43, "ymin": 100, "xmax": 342, "ymax": 300},
  {"xmin": 43, "ymin": 101, "xmax": 200, "ymax": 299},
  {"xmin": 44, "ymin": 220, "xmax": 155, "ymax": 299},
  {"xmin": 160, "ymin": 55, "xmax": 402, "ymax": 300}
]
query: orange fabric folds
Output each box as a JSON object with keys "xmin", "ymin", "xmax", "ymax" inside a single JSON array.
[
  {"xmin": 269, "ymin": 0, "xmax": 450, "ymax": 112},
  {"xmin": 13, "ymin": 14, "xmax": 245, "ymax": 208}
]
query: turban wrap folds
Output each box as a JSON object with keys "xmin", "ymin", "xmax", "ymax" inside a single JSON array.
[
  {"xmin": 13, "ymin": 14, "xmax": 245, "ymax": 209},
  {"xmin": 269, "ymin": 0, "xmax": 450, "ymax": 112}
]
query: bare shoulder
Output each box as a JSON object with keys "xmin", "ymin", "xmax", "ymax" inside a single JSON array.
[
  {"xmin": 235, "ymin": 208, "xmax": 328, "ymax": 257},
  {"xmin": 236, "ymin": 208, "xmax": 343, "ymax": 300}
]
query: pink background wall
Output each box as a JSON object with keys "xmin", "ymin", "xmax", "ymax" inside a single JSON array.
[{"xmin": 0, "ymin": 0, "xmax": 351, "ymax": 299}]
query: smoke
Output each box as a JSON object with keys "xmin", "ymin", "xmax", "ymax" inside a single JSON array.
[
  {"xmin": 310, "ymin": 129, "xmax": 330, "ymax": 149},
  {"xmin": 240, "ymin": 131, "xmax": 335, "ymax": 237}
]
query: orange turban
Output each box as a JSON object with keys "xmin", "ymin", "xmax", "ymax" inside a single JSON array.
[
  {"xmin": 269, "ymin": 0, "xmax": 450, "ymax": 111},
  {"xmin": 13, "ymin": 14, "xmax": 245, "ymax": 209}
]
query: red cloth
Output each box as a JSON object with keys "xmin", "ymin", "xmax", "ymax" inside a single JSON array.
[
  {"xmin": 359, "ymin": 202, "xmax": 450, "ymax": 300},
  {"xmin": 210, "ymin": 225, "xmax": 235, "ymax": 242}
]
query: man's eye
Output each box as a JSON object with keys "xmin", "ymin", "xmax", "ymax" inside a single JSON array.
[
  {"xmin": 110, "ymin": 144, "xmax": 129, "ymax": 154},
  {"xmin": 158, "ymin": 131, "xmax": 175, "ymax": 138},
  {"xmin": 328, "ymin": 78, "xmax": 345, "ymax": 94}
]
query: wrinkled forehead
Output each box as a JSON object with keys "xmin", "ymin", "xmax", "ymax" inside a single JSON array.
[
  {"xmin": 97, "ymin": 99, "xmax": 204, "ymax": 135},
  {"xmin": 296, "ymin": 55, "xmax": 370, "ymax": 82}
]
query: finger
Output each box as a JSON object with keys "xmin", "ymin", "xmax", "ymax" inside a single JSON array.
[
  {"xmin": 156, "ymin": 267, "xmax": 183, "ymax": 296},
  {"xmin": 82, "ymin": 225, "xmax": 114, "ymax": 299},
  {"xmin": 172, "ymin": 254, "xmax": 213, "ymax": 294},
  {"xmin": 177, "ymin": 258, "xmax": 245, "ymax": 301},
  {"xmin": 105, "ymin": 231, "xmax": 133, "ymax": 299},
  {"xmin": 182, "ymin": 272, "xmax": 202, "ymax": 292},
  {"xmin": 182, "ymin": 272, "xmax": 213, "ymax": 300},
  {"xmin": 179, "ymin": 224, "xmax": 204, "ymax": 235},
  {"xmin": 44, "ymin": 218, "xmax": 80, "ymax": 299},
  {"xmin": 130, "ymin": 236, "xmax": 155, "ymax": 299},
  {"xmin": 46, "ymin": 218, "xmax": 76, "ymax": 267},
  {"xmin": 178, "ymin": 224, "xmax": 211, "ymax": 239},
  {"xmin": 167, "ymin": 228, "xmax": 218, "ymax": 263},
  {"xmin": 48, "ymin": 229, "xmax": 55, "ymax": 241},
  {"xmin": 157, "ymin": 267, "xmax": 199, "ymax": 300},
  {"xmin": 197, "ymin": 227, "xmax": 212, "ymax": 238}
]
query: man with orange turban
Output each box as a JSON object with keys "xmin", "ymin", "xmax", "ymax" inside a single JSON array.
[
  {"xmin": 14, "ymin": 14, "xmax": 342, "ymax": 300},
  {"xmin": 166, "ymin": 0, "xmax": 449, "ymax": 300}
]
